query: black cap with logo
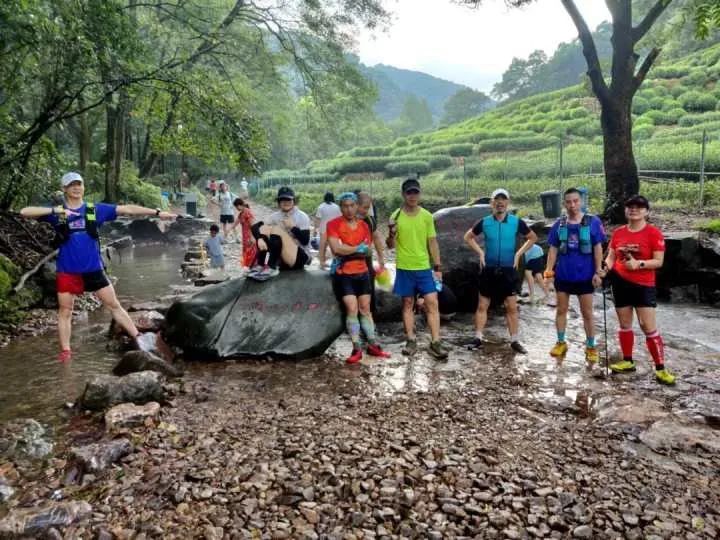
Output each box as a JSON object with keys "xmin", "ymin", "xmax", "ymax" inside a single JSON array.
[
  {"xmin": 624, "ymin": 194, "xmax": 650, "ymax": 209},
  {"xmin": 401, "ymin": 178, "xmax": 421, "ymax": 193},
  {"xmin": 276, "ymin": 186, "xmax": 295, "ymax": 201}
]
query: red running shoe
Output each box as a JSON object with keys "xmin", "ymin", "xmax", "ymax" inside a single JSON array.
[
  {"xmin": 346, "ymin": 347, "xmax": 363, "ymax": 364},
  {"xmin": 58, "ymin": 349, "xmax": 72, "ymax": 362},
  {"xmin": 366, "ymin": 343, "xmax": 391, "ymax": 358}
]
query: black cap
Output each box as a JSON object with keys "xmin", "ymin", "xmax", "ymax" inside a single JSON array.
[
  {"xmin": 624, "ymin": 194, "xmax": 650, "ymax": 209},
  {"xmin": 401, "ymin": 178, "xmax": 421, "ymax": 193},
  {"xmin": 276, "ymin": 186, "xmax": 295, "ymax": 201}
]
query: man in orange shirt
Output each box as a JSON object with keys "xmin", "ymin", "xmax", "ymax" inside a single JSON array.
[{"xmin": 327, "ymin": 192, "xmax": 391, "ymax": 364}]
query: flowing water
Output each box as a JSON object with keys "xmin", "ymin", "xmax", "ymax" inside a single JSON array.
[
  {"xmin": 1, "ymin": 243, "xmax": 718, "ymax": 428},
  {"xmin": 0, "ymin": 246, "xmax": 187, "ymax": 424}
]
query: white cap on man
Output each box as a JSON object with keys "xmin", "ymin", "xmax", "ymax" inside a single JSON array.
[
  {"xmin": 491, "ymin": 188, "xmax": 509, "ymax": 199},
  {"xmin": 61, "ymin": 172, "xmax": 83, "ymax": 187}
]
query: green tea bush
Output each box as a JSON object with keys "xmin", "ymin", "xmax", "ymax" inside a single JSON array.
[
  {"xmin": 385, "ymin": 160, "xmax": 431, "ymax": 177},
  {"xmin": 477, "ymin": 135, "xmax": 556, "ymax": 152},
  {"xmin": 652, "ymin": 65, "xmax": 691, "ymax": 79},
  {"xmin": 680, "ymin": 91, "xmax": 718, "ymax": 112},
  {"xmin": 349, "ymin": 146, "xmax": 392, "ymax": 157},
  {"xmin": 670, "ymin": 85, "xmax": 687, "ymax": 98},
  {"xmin": 632, "ymin": 97, "xmax": 651, "ymax": 115},
  {"xmin": 684, "ymin": 69, "xmax": 709, "ymax": 87},
  {"xmin": 645, "ymin": 108, "xmax": 684, "ymax": 125},
  {"xmin": 334, "ymin": 157, "xmax": 395, "ymax": 174},
  {"xmin": 428, "ymin": 155, "xmax": 454, "ymax": 170},
  {"xmin": 633, "ymin": 124, "xmax": 655, "ymax": 140},
  {"xmin": 678, "ymin": 112, "xmax": 720, "ymax": 126},
  {"xmin": 393, "ymin": 138, "xmax": 409, "ymax": 147}
]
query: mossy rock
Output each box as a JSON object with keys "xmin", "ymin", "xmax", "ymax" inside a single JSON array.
[{"xmin": 0, "ymin": 268, "xmax": 11, "ymax": 297}]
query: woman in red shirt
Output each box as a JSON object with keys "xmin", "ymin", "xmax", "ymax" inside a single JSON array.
[{"xmin": 600, "ymin": 195, "xmax": 675, "ymax": 385}]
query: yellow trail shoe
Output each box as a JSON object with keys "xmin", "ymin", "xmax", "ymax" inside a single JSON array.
[
  {"xmin": 655, "ymin": 369, "xmax": 677, "ymax": 386},
  {"xmin": 585, "ymin": 346, "xmax": 599, "ymax": 364},
  {"xmin": 550, "ymin": 341, "xmax": 568, "ymax": 357},
  {"xmin": 610, "ymin": 359, "xmax": 636, "ymax": 373}
]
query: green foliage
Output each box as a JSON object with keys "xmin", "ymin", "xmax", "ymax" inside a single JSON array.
[
  {"xmin": 678, "ymin": 111, "xmax": 720, "ymax": 126},
  {"xmin": 679, "ymin": 90, "xmax": 718, "ymax": 111},
  {"xmin": 117, "ymin": 163, "xmax": 162, "ymax": 208},
  {"xmin": 477, "ymin": 135, "xmax": 555, "ymax": 152},
  {"xmin": 349, "ymin": 146, "xmax": 392, "ymax": 157},
  {"xmin": 385, "ymin": 161, "xmax": 431, "ymax": 177},
  {"xmin": 441, "ymin": 88, "xmax": 493, "ymax": 124},
  {"xmin": 699, "ymin": 219, "xmax": 720, "ymax": 233},
  {"xmin": 334, "ymin": 157, "xmax": 395, "ymax": 174},
  {"xmin": 427, "ymin": 155, "xmax": 454, "ymax": 170}
]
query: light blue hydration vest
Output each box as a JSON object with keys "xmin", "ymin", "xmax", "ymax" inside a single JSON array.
[
  {"xmin": 482, "ymin": 213, "xmax": 520, "ymax": 268},
  {"xmin": 558, "ymin": 214, "xmax": 593, "ymax": 255}
]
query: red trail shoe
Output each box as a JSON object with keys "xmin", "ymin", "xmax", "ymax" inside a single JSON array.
[
  {"xmin": 346, "ymin": 347, "xmax": 363, "ymax": 364},
  {"xmin": 366, "ymin": 343, "xmax": 391, "ymax": 358}
]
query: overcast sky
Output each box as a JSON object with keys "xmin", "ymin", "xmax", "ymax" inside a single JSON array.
[{"xmin": 356, "ymin": 0, "xmax": 611, "ymax": 92}]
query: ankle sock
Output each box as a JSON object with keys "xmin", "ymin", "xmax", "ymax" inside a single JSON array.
[
  {"xmin": 586, "ymin": 336, "xmax": 596, "ymax": 348},
  {"xmin": 557, "ymin": 330, "xmax": 566, "ymax": 343}
]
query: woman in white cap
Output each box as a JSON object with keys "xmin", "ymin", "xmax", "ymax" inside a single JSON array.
[{"xmin": 20, "ymin": 171, "xmax": 176, "ymax": 361}]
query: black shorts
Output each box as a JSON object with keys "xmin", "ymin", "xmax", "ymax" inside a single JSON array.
[
  {"xmin": 220, "ymin": 214, "xmax": 234, "ymax": 224},
  {"xmin": 279, "ymin": 247, "xmax": 310, "ymax": 270},
  {"xmin": 478, "ymin": 266, "xmax": 519, "ymax": 302},
  {"xmin": 333, "ymin": 272, "xmax": 372, "ymax": 299},
  {"xmin": 554, "ymin": 279, "xmax": 595, "ymax": 296},
  {"xmin": 610, "ymin": 272, "xmax": 657, "ymax": 308},
  {"xmin": 525, "ymin": 256, "xmax": 544, "ymax": 274}
]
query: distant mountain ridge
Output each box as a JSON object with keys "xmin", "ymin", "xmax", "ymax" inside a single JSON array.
[{"xmin": 359, "ymin": 63, "xmax": 469, "ymax": 121}]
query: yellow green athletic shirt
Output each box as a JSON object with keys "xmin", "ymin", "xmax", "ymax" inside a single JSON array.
[{"xmin": 393, "ymin": 207, "xmax": 436, "ymax": 270}]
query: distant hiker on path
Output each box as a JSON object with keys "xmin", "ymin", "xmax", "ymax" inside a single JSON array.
[
  {"xmin": 387, "ymin": 177, "xmax": 448, "ymax": 360},
  {"xmin": 599, "ymin": 195, "xmax": 676, "ymax": 385},
  {"xmin": 544, "ymin": 188, "xmax": 606, "ymax": 365},
  {"xmin": 20, "ymin": 171, "xmax": 176, "ymax": 361},
  {"xmin": 211, "ymin": 181, "xmax": 236, "ymax": 238},
  {"xmin": 463, "ymin": 188, "xmax": 537, "ymax": 354},
  {"xmin": 327, "ymin": 192, "xmax": 392, "ymax": 364}
]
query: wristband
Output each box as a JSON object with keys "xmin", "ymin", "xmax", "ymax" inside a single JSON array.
[{"xmin": 543, "ymin": 270, "xmax": 555, "ymax": 279}]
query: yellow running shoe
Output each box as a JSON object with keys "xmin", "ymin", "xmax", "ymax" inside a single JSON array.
[
  {"xmin": 655, "ymin": 369, "xmax": 677, "ymax": 385},
  {"xmin": 549, "ymin": 341, "xmax": 568, "ymax": 357},
  {"xmin": 585, "ymin": 346, "xmax": 599, "ymax": 364},
  {"xmin": 609, "ymin": 360, "xmax": 636, "ymax": 373}
]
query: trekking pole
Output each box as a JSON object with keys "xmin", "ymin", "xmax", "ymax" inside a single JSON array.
[{"xmin": 602, "ymin": 282, "xmax": 609, "ymax": 377}]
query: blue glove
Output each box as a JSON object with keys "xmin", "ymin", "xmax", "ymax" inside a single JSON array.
[{"xmin": 355, "ymin": 242, "xmax": 369, "ymax": 255}]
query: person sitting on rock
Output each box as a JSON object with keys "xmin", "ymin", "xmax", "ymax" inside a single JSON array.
[
  {"xmin": 248, "ymin": 186, "xmax": 311, "ymax": 280},
  {"xmin": 204, "ymin": 224, "xmax": 226, "ymax": 270},
  {"xmin": 327, "ymin": 192, "xmax": 391, "ymax": 364},
  {"xmin": 19, "ymin": 171, "xmax": 176, "ymax": 362}
]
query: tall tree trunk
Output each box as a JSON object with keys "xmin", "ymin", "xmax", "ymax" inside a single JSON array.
[
  {"xmin": 105, "ymin": 90, "xmax": 128, "ymax": 202},
  {"xmin": 561, "ymin": 0, "xmax": 670, "ymax": 223},
  {"xmin": 78, "ymin": 112, "xmax": 92, "ymax": 173}
]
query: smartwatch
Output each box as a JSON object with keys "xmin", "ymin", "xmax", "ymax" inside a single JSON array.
[
  {"xmin": 155, "ymin": 208, "xmax": 161, "ymax": 216},
  {"xmin": 639, "ymin": 261, "xmax": 645, "ymax": 268}
]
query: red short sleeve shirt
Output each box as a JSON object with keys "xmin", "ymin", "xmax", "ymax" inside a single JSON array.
[{"xmin": 610, "ymin": 224, "xmax": 665, "ymax": 286}]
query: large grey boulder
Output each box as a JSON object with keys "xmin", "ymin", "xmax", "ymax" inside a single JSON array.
[
  {"xmin": 79, "ymin": 371, "xmax": 164, "ymax": 411},
  {"xmin": 433, "ymin": 204, "xmax": 493, "ymax": 312},
  {"xmin": 164, "ymin": 270, "xmax": 344, "ymax": 359}
]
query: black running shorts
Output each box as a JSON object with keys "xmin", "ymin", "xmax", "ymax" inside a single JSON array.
[
  {"xmin": 333, "ymin": 272, "xmax": 372, "ymax": 299},
  {"xmin": 478, "ymin": 266, "xmax": 519, "ymax": 303},
  {"xmin": 610, "ymin": 272, "xmax": 657, "ymax": 308}
]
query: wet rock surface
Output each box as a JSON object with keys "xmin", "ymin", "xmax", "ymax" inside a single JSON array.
[
  {"xmin": 70, "ymin": 438, "xmax": 132, "ymax": 472},
  {"xmin": 0, "ymin": 501, "xmax": 91, "ymax": 537},
  {"xmin": 104, "ymin": 402, "xmax": 161, "ymax": 431},
  {"xmin": 79, "ymin": 371, "xmax": 165, "ymax": 411},
  {"xmin": 112, "ymin": 350, "xmax": 183, "ymax": 378},
  {"xmin": 0, "ymin": 418, "xmax": 53, "ymax": 460}
]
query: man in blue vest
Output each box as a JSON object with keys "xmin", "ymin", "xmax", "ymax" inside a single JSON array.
[
  {"xmin": 463, "ymin": 188, "xmax": 537, "ymax": 353},
  {"xmin": 20, "ymin": 171, "xmax": 176, "ymax": 361},
  {"xmin": 543, "ymin": 187, "xmax": 605, "ymax": 364}
]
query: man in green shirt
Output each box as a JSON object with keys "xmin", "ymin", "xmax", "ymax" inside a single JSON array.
[{"xmin": 387, "ymin": 178, "xmax": 448, "ymax": 360}]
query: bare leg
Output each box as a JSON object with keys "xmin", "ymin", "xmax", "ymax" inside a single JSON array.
[
  {"xmin": 259, "ymin": 224, "xmax": 299, "ymax": 268},
  {"xmin": 422, "ymin": 292, "xmax": 441, "ymax": 342},
  {"xmin": 401, "ymin": 296, "xmax": 415, "ymax": 340},
  {"xmin": 505, "ymin": 295, "xmax": 519, "ymax": 337},
  {"xmin": 318, "ymin": 232, "xmax": 328, "ymax": 267},
  {"xmin": 474, "ymin": 295, "xmax": 491, "ymax": 334},
  {"xmin": 524, "ymin": 270, "xmax": 534, "ymax": 301},
  {"xmin": 57, "ymin": 292, "xmax": 75, "ymax": 351},
  {"xmin": 578, "ymin": 293, "xmax": 595, "ymax": 340},
  {"xmin": 635, "ymin": 306, "xmax": 657, "ymax": 334},
  {"xmin": 95, "ymin": 285, "xmax": 139, "ymax": 338},
  {"xmin": 535, "ymin": 273, "xmax": 550, "ymax": 298},
  {"xmin": 555, "ymin": 292, "xmax": 570, "ymax": 336}
]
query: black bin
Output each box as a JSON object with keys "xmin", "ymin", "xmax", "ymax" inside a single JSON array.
[{"xmin": 540, "ymin": 190, "xmax": 561, "ymax": 219}]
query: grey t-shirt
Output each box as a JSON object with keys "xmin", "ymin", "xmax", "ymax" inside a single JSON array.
[
  {"xmin": 269, "ymin": 207, "xmax": 311, "ymax": 257},
  {"xmin": 216, "ymin": 191, "xmax": 235, "ymax": 215}
]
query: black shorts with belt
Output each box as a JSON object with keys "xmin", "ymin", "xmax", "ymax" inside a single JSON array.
[
  {"xmin": 478, "ymin": 266, "xmax": 519, "ymax": 302},
  {"xmin": 610, "ymin": 271, "xmax": 657, "ymax": 308}
]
